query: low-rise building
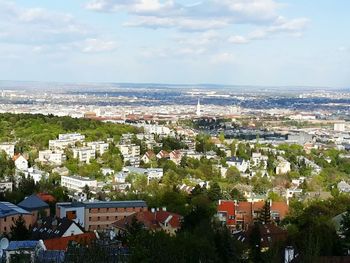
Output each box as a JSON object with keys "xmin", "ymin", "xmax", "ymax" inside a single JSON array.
[
  {"xmin": 56, "ymin": 200, "xmax": 147, "ymax": 231},
  {"xmin": 0, "ymin": 182, "xmax": 13, "ymax": 193},
  {"xmin": 17, "ymin": 195, "xmax": 50, "ymax": 223},
  {"xmin": 0, "ymin": 202, "xmax": 32, "ymax": 234},
  {"xmin": 87, "ymin": 141, "xmax": 109, "ymax": 155},
  {"xmin": 276, "ymin": 157, "xmax": 291, "ymax": 175},
  {"xmin": 38, "ymin": 150, "xmax": 66, "ymax": 166},
  {"xmin": 61, "ymin": 175, "xmax": 97, "ymax": 192},
  {"xmin": 226, "ymin": 157, "xmax": 249, "ymax": 173}
]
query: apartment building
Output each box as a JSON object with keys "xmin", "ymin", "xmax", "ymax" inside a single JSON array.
[
  {"xmin": 56, "ymin": 200, "xmax": 147, "ymax": 231},
  {"xmin": 0, "ymin": 202, "xmax": 32, "ymax": 234},
  {"xmin": 61, "ymin": 175, "xmax": 97, "ymax": 192},
  {"xmin": 38, "ymin": 150, "xmax": 66, "ymax": 165},
  {"xmin": 58, "ymin": 133, "xmax": 85, "ymax": 141},
  {"xmin": 49, "ymin": 133, "xmax": 85, "ymax": 151},
  {"xmin": 87, "ymin": 141, "xmax": 109, "ymax": 155},
  {"xmin": 72, "ymin": 147, "xmax": 96, "ymax": 163}
]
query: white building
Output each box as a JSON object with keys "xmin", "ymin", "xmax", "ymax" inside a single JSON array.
[
  {"xmin": 0, "ymin": 143, "xmax": 15, "ymax": 157},
  {"xmin": 38, "ymin": 150, "xmax": 66, "ymax": 165},
  {"xmin": 226, "ymin": 157, "xmax": 249, "ymax": 173},
  {"xmin": 0, "ymin": 182, "xmax": 13, "ymax": 192},
  {"xmin": 24, "ymin": 167, "xmax": 48, "ymax": 183},
  {"xmin": 276, "ymin": 157, "xmax": 291, "ymax": 175},
  {"xmin": 118, "ymin": 144, "xmax": 140, "ymax": 157},
  {"xmin": 13, "ymin": 154, "xmax": 28, "ymax": 171},
  {"xmin": 72, "ymin": 147, "xmax": 96, "ymax": 164},
  {"xmin": 87, "ymin": 141, "xmax": 109, "ymax": 155},
  {"xmin": 58, "ymin": 133, "xmax": 85, "ymax": 141},
  {"xmin": 334, "ymin": 122, "xmax": 346, "ymax": 132},
  {"xmin": 61, "ymin": 175, "xmax": 97, "ymax": 192},
  {"xmin": 142, "ymin": 124, "xmax": 171, "ymax": 136}
]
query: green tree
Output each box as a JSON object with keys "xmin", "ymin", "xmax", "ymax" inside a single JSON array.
[
  {"xmin": 10, "ymin": 216, "xmax": 30, "ymax": 240},
  {"xmin": 258, "ymin": 200, "xmax": 271, "ymax": 224}
]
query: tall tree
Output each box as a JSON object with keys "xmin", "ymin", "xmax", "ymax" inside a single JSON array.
[
  {"xmin": 10, "ymin": 216, "xmax": 30, "ymax": 240},
  {"xmin": 258, "ymin": 200, "xmax": 271, "ymax": 224}
]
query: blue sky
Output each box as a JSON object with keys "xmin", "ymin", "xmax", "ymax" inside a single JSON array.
[{"xmin": 0, "ymin": 0, "xmax": 349, "ymax": 87}]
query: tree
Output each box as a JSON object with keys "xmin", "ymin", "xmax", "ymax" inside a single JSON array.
[
  {"xmin": 340, "ymin": 208, "xmax": 350, "ymax": 254},
  {"xmin": 258, "ymin": 200, "xmax": 271, "ymax": 224},
  {"xmin": 10, "ymin": 216, "xmax": 30, "ymax": 240},
  {"xmin": 83, "ymin": 185, "xmax": 91, "ymax": 199},
  {"xmin": 208, "ymin": 182, "xmax": 222, "ymax": 202}
]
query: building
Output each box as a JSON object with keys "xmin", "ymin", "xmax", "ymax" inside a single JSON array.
[
  {"xmin": 17, "ymin": 195, "xmax": 50, "ymax": 223},
  {"xmin": 72, "ymin": 147, "xmax": 96, "ymax": 164},
  {"xmin": 196, "ymin": 98, "xmax": 201, "ymax": 117},
  {"xmin": 58, "ymin": 133, "xmax": 85, "ymax": 141},
  {"xmin": 61, "ymin": 175, "xmax": 97, "ymax": 192},
  {"xmin": 217, "ymin": 200, "xmax": 289, "ymax": 230},
  {"xmin": 0, "ymin": 202, "xmax": 32, "ymax": 234},
  {"xmin": 117, "ymin": 167, "xmax": 164, "ymax": 184},
  {"xmin": 226, "ymin": 157, "xmax": 249, "ymax": 173},
  {"xmin": 87, "ymin": 141, "xmax": 109, "ymax": 155},
  {"xmin": 4, "ymin": 241, "xmax": 46, "ymax": 263},
  {"xmin": 338, "ymin": 180, "xmax": 350, "ymax": 193},
  {"xmin": 169, "ymin": 150, "xmax": 182, "ymax": 165},
  {"xmin": 141, "ymin": 151, "xmax": 156, "ymax": 164},
  {"xmin": 334, "ymin": 122, "xmax": 346, "ymax": 132},
  {"xmin": 38, "ymin": 150, "xmax": 66, "ymax": 166},
  {"xmin": 276, "ymin": 158, "xmax": 291, "ymax": 175},
  {"xmin": 118, "ymin": 144, "xmax": 140, "ymax": 157},
  {"xmin": 113, "ymin": 209, "xmax": 182, "ymax": 235},
  {"xmin": 156, "ymin": 150, "xmax": 170, "ymax": 160},
  {"xmin": 56, "ymin": 200, "xmax": 147, "ymax": 231},
  {"xmin": 13, "ymin": 154, "xmax": 28, "ymax": 171},
  {"xmin": 0, "ymin": 143, "xmax": 15, "ymax": 157},
  {"xmin": 31, "ymin": 217, "xmax": 84, "ymax": 240}
]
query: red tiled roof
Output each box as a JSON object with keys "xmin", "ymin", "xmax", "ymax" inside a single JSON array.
[
  {"xmin": 37, "ymin": 193, "xmax": 56, "ymax": 203},
  {"xmin": 44, "ymin": 232, "xmax": 97, "ymax": 251},
  {"xmin": 113, "ymin": 210, "xmax": 182, "ymax": 231}
]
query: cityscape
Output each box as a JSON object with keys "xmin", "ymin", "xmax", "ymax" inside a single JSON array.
[{"xmin": 0, "ymin": 0, "xmax": 350, "ymax": 263}]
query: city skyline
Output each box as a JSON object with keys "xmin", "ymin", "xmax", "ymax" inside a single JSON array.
[{"xmin": 0, "ymin": 0, "xmax": 349, "ymax": 88}]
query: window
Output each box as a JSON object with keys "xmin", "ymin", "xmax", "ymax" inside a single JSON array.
[
  {"xmin": 4, "ymin": 227, "xmax": 6, "ymax": 232},
  {"xmin": 107, "ymin": 216, "xmax": 109, "ymax": 220},
  {"xmin": 98, "ymin": 217, "xmax": 100, "ymax": 220},
  {"xmin": 4, "ymin": 218, "xmax": 6, "ymax": 222}
]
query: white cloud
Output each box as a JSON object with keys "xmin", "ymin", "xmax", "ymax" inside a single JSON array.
[
  {"xmin": 81, "ymin": 38, "xmax": 118, "ymax": 53},
  {"xmin": 228, "ymin": 35, "xmax": 249, "ymax": 44},
  {"xmin": 210, "ymin": 52, "xmax": 235, "ymax": 64}
]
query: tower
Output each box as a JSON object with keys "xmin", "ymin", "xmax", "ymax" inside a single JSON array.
[{"xmin": 196, "ymin": 98, "xmax": 201, "ymax": 117}]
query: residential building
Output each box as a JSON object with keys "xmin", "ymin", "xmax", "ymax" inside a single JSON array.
[
  {"xmin": 156, "ymin": 150, "xmax": 170, "ymax": 160},
  {"xmin": 226, "ymin": 157, "xmax": 249, "ymax": 173},
  {"xmin": 58, "ymin": 133, "xmax": 85, "ymax": 141},
  {"xmin": 61, "ymin": 175, "xmax": 97, "ymax": 192},
  {"xmin": 276, "ymin": 157, "xmax": 291, "ymax": 175},
  {"xmin": 169, "ymin": 150, "xmax": 182, "ymax": 165},
  {"xmin": 113, "ymin": 209, "xmax": 182, "ymax": 235},
  {"xmin": 72, "ymin": 147, "xmax": 95, "ymax": 164},
  {"xmin": 338, "ymin": 180, "xmax": 350, "ymax": 193},
  {"xmin": 87, "ymin": 141, "xmax": 109, "ymax": 155},
  {"xmin": 141, "ymin": 151, "xmax": 156, "ymax": 164},
  {"xmin": 4, "ymin": 241, "xmax": 46, "ymax": 263},
  {"xmin": 31, "ymin": 217, "xmax": 84, "ymax": 240},
  {"xmin": 56, "ymin": 200, "xmax": 147, "ymax": 231},
  {"xmin": 0, "ymin": 202, "xmax": 32, "ymax": 234},
  {"xmin": 17, "ymin": 195, "xmax": 50, "ymax": 223},
  {"xmin": 13, "ymin": 154, "xmax": 28, "ymax": 171},
  {"xmin": 38, "ymin": 150, "xmax": 66, "ymax": 166},
  {"xmin": 217, "ymin": 200, "xmax": 289, "ymax": 230}
]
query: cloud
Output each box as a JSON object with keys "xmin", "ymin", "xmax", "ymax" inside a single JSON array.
[
  {"xmin": 229, "ymin": 17, "xmax": 309, "ymax": 44},
  {"xmin": 210, "ymin": 52, "xmax": 235, "ymax": 64},
  {"xmin": 85, "ymin": 0, "xmax": 303, "ymax": 32},
  {"xmin": 81, "ymin": 38, "xmax": 118, "ymax": 53}
]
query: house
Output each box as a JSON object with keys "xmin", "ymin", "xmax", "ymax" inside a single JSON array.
[
  {"xmin": 56, "ymin": 200, "xmax": 147, "ymax": 231},
  {"xmin": 31, "ymin": 217, "xmax": 84, "ymax": 240},
  {"xmin": 156, "ymin": 150, "xmax": 170, "ymax": 160},
  {"xmin": 217, "ymin": 200, "xmax": 236, "ymax": 229},
  {"xmin": 101, "ymin": 168, "xmax": 115, "ymax": 176},
  {"xmin": 217, "ymin": 200, "xmax": 289, "ymax": 230},
  {"xmin": 13, "ymin": 154, "xmax": 28, "ymax": 171},
  {"xmin": 337, "ymin": 180, "xmax": 350, "ymax": 193},
  {"xmin": 141, "ymin": 151, "xmax": 156, "ymax": 164},
  {"xmin": 18, "ymin": 195, "xmax": 50, "ymax": 223},
  {"xmin": 226, "ymin": 157, "xmax": 249, "ymax": 173},
  {"xmin": 117, "ymin": 166, "xmax": 164, "ymax": 184},
  {"xmin": 169, "ymin": 150, "xmax": 182, "ymax": 165},
  {"xmin": 113, "ymin": 209, "xmax": 182, "ymax": 235},
  {"xmin": 4, "ymin": 240, "xmax": 46, "ymax": 263},
  {"xmin": 61, "ymin": 175, "xmax": 97, "ymax": 192},
  {"xmin": 276, "ymin": 157, "xmax": 291, "ymax": 175},
  {"xmin": 0, "ymin": 143, "xmax": 15, "ymax": 157},
  {"xmin": 43, "ymin": 232, "xmax": 96, "ymax": 251},
  {"xmin": 24, "ymin": 167, "xmax": 48, "ymax": 183},
  {"xmin": 0, "ymin": 202, "xmax": 32, "ymax": 234}
]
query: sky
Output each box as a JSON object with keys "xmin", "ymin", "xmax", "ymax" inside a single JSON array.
[{"xmin": 0, "ymin": 0, "xmax": 349, "ymax": 88}]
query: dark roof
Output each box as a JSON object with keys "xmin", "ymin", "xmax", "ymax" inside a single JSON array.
[
  {"xmin": 0, "ymin": 202, "xmax": 30, "ymax": 218},
  {"xmin": 18, "ymin": 194, "xmax": 49, "ymax": 211},
  {"xmin": 227, "ymin": 157, "xmax": 244, "ymax": 163},
  {"xmin": 57, "ymin": 200, "xmax": 147, "ymax": 209},
  {"xmin": 31, "ymin": 217, "xmax": 84, "ymax": 240},
  {"xmin": 7, "ymin": 241, "xmax": 39, "ymax": 250},
  {"xmin": 37, "ymin": 250, "xmax": 65, "ymax": 263}
]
